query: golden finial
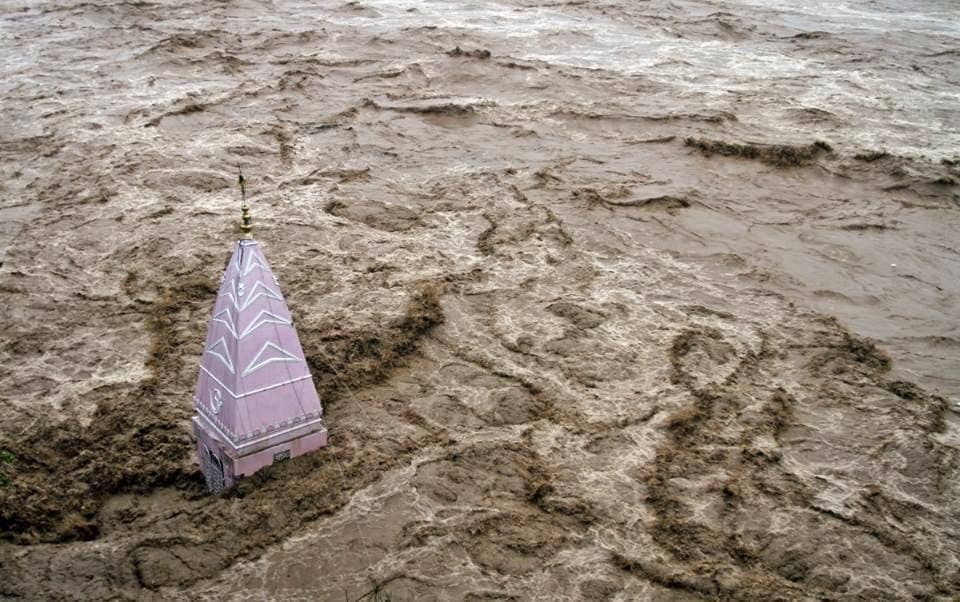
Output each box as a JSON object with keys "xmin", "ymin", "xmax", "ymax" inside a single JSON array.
[{"xmin": 238, "ymin": 165, "xmax": 252, "ymax": 239}]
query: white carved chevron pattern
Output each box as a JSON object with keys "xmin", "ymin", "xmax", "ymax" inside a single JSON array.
[
  {"xmin": 211, "ymin": 308, "xmax": 237, "ymax": 338},
  {"xmin": 242, "ymin": 341, "xmax": 301, "ymax": 377},
  {"xmin": 239, "ymin": 280, "xmax": 283, "ymax": 311},
  {"xmin": 218, "ymin": 290, "xmax": 238, "ymax": 311},
  {"xmin": 216, "ymin": 281, "xmax": 284, "ymax": 313},
  {"xmin": 242, "ymin": 249, "xmax": 270, "ymax": 276},
  {"xmin": 239, "ymin": 310, "xmax": 292, "ymax": 339},
  {"xmin": 206, "ymin": 337, "xmax": 235, "ymax": 374}
]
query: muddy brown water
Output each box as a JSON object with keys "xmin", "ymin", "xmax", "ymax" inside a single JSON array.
[{"xmin": 0, "ymin": 0, "xmax": 958, "ymax": 600}]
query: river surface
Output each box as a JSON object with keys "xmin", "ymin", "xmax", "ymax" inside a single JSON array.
[{"xmin": 1, "ymin": 1, "xmax": 958, "ymax": 600}]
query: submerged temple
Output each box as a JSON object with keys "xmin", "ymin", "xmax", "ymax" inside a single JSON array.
[{"xmin": 192, "ymin": 201, "xmax": 327, "ymax": 492}]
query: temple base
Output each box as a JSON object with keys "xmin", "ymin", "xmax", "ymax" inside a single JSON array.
[{"xmin": 192, "ymin": 416, "xmax": 328, "ymax": 492}]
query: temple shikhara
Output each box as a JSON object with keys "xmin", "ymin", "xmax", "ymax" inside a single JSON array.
[{"xmin": 192, "ymin": 195, "xmax": 327, "ymax": 492}]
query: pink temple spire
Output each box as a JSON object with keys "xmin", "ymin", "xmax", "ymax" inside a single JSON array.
[{"xmin": 192, "ymin": 189, "xmax": 327, "ymax": 492}]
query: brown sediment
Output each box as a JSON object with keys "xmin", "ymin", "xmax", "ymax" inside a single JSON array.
[
  {"xmin": 403, "ymin": 441, "xmax": 591, "ymax": 578},
  {"xmin": 302, "ymin": 166, "xmax": 370, "ymax": 184},
  {"xmin": 0, "ymin": 280, "xmax": 444, "ymax": 548},
  {"xmin": 447, "ymin": 46, "xmax": 492, "ymax": 59},
  {"xmin": 648, "ymin": 111, "xmax": 737, "ymax": 124},
  {"xmin": 633, "ymin": 317, "xmax": 958, "ymax": 599},
  {"xmin": 626, "ymin": 135, "xmax": 677, "ymax": 144},
  {"xmin": 268, "ymin": 125, "xmax": 295, "ymax": 165},
  {"xmin": 594, "ymin": 194, "xmax": 692, "ymax": 211},
  {"xmin": 0, "ymin": 275, "xmax": 215, "ymax": 543},
  {"xmin": 551, "ymin": 109, "xmax": 736, "ymax": 124},
  {"xmin": 324, "ymin": 197, "xmax": 424, "ymax": 231},
  {"xmin": 477, "ymin": 213, "xmax": 498, "ymax": 255},
  {"xmin": 854, "ymin": 150, "xmax": 891, "ymax": 162},
  {"xmin": 146, "ymin": 206, "xmax": 175, "ymax": 219},
  {"xmin": 546, "ymin": 302, "xmax": 606, "ymax": 329},
  {"xmin": 144, "ymin": 102, "xmax": 208, "ymax": 127},
  {"xmin": 362, "ymin": 98, "xmax": 481, "ymax": 116},
  {"xmin": 838, "ymin": 222, "xmax": 892, "ymax": 231},
  {"xmin": 497, "ymin": 60, "xmax": 536, "ymax": 70},
  {"xmin": 684, "ymin": 137, "xmax": 833, "ymax": 167},
  {"xmin": 301, "ymin": 283, "xmax": 445, "ymax": 402}
]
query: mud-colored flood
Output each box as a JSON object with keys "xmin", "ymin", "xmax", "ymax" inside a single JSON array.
[{"xmin": 1, "ymin": 0, "xmax": 958, "ymax": 600}]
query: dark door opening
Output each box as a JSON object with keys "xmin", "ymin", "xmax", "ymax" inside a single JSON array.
[{"xmin": 203, "ymin": 447, "xmax": 225, "ymax": 493}]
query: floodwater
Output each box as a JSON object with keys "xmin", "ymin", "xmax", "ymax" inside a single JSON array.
[{"xmin": 0, "ymin": 0, "xmax": 958, "ymax": 600}]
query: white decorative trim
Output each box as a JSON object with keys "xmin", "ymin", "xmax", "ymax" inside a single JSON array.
[
  {"xmin": 218, "ymin": 290, "xmax": 239, "ymax": 311},
  {"xmin": 236, "ymin": 416, "xmax": 325, "ymax": 449},
  {"xmin": 211, "ymin": 308, "xmax": 237, "ymax": 338},
  {"xmin": 195, "ymin": 414, "xmax": 238, "ymax": 446},
  {"xmin": 239, "ymin": 280, "xmax": 283, "ymax": 312},
  {"xmin": 196, "ymin": 413, "xmax": 326, "ymax": 451},
  {"xmin": 206, "ymin": 337, "xmax": 235, "ymax": 374},
  {"xmin": 242, "ymin": 341, "xmax": 301, "ymax": 377},
  {"xmin": 242, "ymin": 250, "xmax": 270, "ymax": 276},
  {"xmin": 243, "ymin": 374, "xmax": 314, "ymax": 397},
  {"xmin": 239, "ymin": 310, "xmax": 292, "ymax": 339},
  {"xmin": 195, "ymin": 401, "xmax": 238, "ymax": 438},
  {"xmin": 199, "ymin": 365, "xmax": 313, "ymax": 399},
  {"xmin": 199, "ymin": 365, "xmax": 234, "ymax": 397},
  {"xmin": 218, "ymin": 280, "xmax": 281, "ymax": 313}
]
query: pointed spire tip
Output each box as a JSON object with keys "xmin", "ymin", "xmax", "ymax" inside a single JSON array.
[{"xmin": 238, "ymin": 165, "xmax": 252, "ymax": 240}]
